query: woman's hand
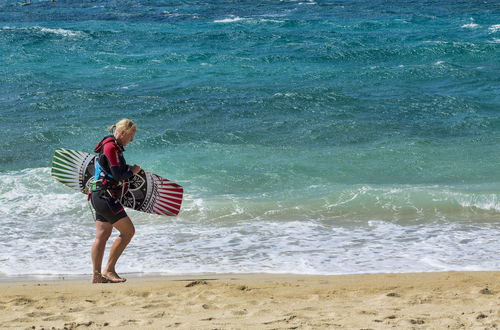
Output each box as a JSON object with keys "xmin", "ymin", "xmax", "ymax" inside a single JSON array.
[{"xmin": 131, "ymin": 165, "xmax": 142, "ymax": 175}]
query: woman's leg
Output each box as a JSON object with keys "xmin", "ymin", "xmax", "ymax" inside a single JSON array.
[
  {"xmin": 103, "ymin": 216, "xmax": 135, "ymax": 282},
  {"xmin": 91, "ymin": 221, "xmax": 113, "ymax": 283}
]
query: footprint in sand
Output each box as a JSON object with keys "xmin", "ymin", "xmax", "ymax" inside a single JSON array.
[
  {"xmin": 149, "ymin": 311, "xmax": 166, "ymax": 318},
  {"xmin": 476, "ymin": 313, "xmax": 488, "ymax": 320},
  {"xmin": 236, "ymin": 285, "xmax": 250, "ymax": 291},
  {"xmin": 231, "ymin": 309, "xmax": 248, "ymax": 315},
  {"xmin": 125, "ymin": 289, "xmax": 151, "ymax": 298},
  {"xmin": 9, "ymin": 297, "xmax": 35, "ymax": 306},
  {"xmin": 386, "ymin": 292, "xmax": 400, "ymax": 297},
  {"xmin": 63, "ymin": 321, "xmax": 95, "ymax": 329},
  {"xmin": 479, "ymin": 288, "xmax": 494, "ymax": 295},
  {"xmin": 409, "ymin": 295, "xmax": 432, "ymax": 304},
  {"xmin": 185, "ymin": 280, "xmax": 208, "ymax": 287},
  {"xmin": 119, "ymin": 319, "xmax": 138, "ymax": 326}
]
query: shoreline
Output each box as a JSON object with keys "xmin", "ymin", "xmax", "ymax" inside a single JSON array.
[
  {"xmin": 1, "ymin": 268, "xmax": 497, "ymax": 282},
  {"xmin": 2, "ymin": 271, "xmax": 498, "ymax": 329}
]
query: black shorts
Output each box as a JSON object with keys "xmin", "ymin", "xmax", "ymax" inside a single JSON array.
[{"xmin": 90, "ymin": 190, "xmax": 127, "ymax": 224}]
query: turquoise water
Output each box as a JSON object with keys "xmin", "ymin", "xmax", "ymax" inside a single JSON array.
[{"xmin": 0, "ymin": 0, "xmax": 499, "ymax": 276}]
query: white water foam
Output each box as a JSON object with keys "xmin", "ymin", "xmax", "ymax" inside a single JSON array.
[
  {"xmin": 214, "ymin": 16, "xmax": 245, "ymax": 23},
  {"xmin": 0, "ymin": 168, "xmax": 499, "ymax": 276},
  {"xmin": 298, "ymin": 0, "xmax": 317, "ymax": 5},
  {"xmin": 39, "ymin": 27, "xmax": 84, "ymax": 38},
  {"xmin": 461, "ymin": 23, "xmax": 479, "ymax": 29},
  {"xmin": 489, "ymin": 24, "xmax": 500, "ymax": 33},
  {"xmin": 1, "ymin": 216, "xmax": 498, "ymax": 276},
  {"xmin": 213, "ymin": 16, "xmax": 284, "ymax": 24},
  {"xmin": 453, "ymin": 193, "xmax": 500, "ymax": 212},
  {"xmin": 1, "ymin": 26, "xmax": 86, "ymax": 38}
]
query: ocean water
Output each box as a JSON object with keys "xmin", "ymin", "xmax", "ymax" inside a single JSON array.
[{"xmin": 0, "ymin": 0, "xmax": 499, "ymax": 276}]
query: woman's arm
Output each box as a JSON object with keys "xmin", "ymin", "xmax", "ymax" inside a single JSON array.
[{"xmin": 103, "ymin": 143, "xmax": 134, "ymax": 181}]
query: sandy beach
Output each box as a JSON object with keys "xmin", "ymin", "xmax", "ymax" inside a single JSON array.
[{"xmin": 1, "ymin": 271, "xmax": 498, "ymax": 329}]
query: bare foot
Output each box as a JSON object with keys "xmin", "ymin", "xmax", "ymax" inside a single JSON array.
[
  {"xmin": 103, "ymin": 271, "xmax": 126, "ymax": 283},
  {"xmin": 92, "ymin": 272, "xmax": 112, "ymax": 284}
]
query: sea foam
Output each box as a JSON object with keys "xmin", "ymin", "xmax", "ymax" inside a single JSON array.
[
  {"xmin": 0, "ymin": 169, "xmax": 499, "ymax": 276},
  {"xmin": 489, "ymin": 24, "xmax": 500, "ymax": 33},
  {"xmin": 214, "ymin": 16, "xmax": 245, "ymax": 23},
  {"xmin": 461, "ymin": 23, "xmax": 479, "ymax": 29},
  {"xmin": 39, "ymin": 27, "xmax": 84, "ymax": 37}
]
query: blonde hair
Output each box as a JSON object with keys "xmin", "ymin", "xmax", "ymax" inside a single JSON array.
[{"xmin": 108, "ymin": 118, "xmax": 137, "ymax": 135}]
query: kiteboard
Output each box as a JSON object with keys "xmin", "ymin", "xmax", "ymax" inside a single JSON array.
[{"xmin": 51, "ymin": 148, "xmax": 183, "ymax": 216}]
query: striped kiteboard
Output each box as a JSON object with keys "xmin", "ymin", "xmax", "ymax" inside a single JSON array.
[{"xmin": 51, "ymin": 148, "xmax": 183, "ymax": 216}]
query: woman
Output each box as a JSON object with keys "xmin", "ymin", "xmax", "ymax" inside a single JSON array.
[{"xmin": 90, "ymin": 118, "xmax": 141, "ymax": 283}]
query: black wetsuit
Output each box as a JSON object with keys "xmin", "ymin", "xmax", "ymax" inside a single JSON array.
[{"xmin": 90, "ymin": 136, "xmax": 134, "ymax": 224}]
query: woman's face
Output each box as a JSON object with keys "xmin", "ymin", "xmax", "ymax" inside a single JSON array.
[{"xmin": 115, "ymin": 129, "xmax": 136, "ymax": 146}]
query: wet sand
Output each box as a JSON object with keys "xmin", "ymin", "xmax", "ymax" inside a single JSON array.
[{"xmin": 1, "ymin": 271, "xmax": 498, "ymax": 329}]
